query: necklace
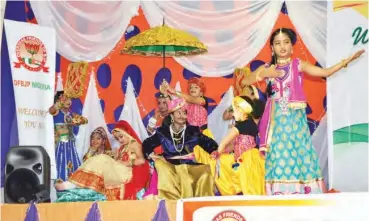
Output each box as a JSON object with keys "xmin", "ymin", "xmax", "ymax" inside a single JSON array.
[
  {"xmin": 171, "ymin": 125, "xmax": 185, "ymax": 134},
  {"xmin": 170, "ymin": 125, "xmax": 186, "ymax": 153},
  {"xmin": 118, "ymin": 145, "xmax": 129, "ymax": 159},
  {"xmin": 277, "ymin": 57, "xmax": 291, "ymax": 65},
  {"xmin": 62, "ymin": 110, "xmax": 72, "ymax": 124}
]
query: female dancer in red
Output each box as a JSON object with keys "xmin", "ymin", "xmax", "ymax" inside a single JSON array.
[{"xmin": 55, "ymin": 120, "xmax": 150, "ymax": 200}]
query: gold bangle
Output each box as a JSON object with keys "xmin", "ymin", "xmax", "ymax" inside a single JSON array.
[{"xmin": 176, "ymin": 91, "xmax": 181, "ymax": 97}]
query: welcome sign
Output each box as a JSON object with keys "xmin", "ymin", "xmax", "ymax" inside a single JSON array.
[
  {"xmin": 177, "ymin": 193, "xmax": 369, "ymax": 221},
  {"xmin": 326, "ymin": 1, "xmax": 368, "ymax": 191},
  {"xmin": 4, "ymin": 20, "xmax": 56, "ymax": 178}
]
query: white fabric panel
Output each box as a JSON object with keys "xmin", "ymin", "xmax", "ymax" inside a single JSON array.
[
  {"xmin": 208, "ymin": 86, "xmax": 234, "ymax": 143},
  {"xmin": 141, "ymin": 0, "xmax": 283, "ymax": 77},
  {"xmin": 119, "ymin": 78, "xmax": 149, "ymax": 142},
  {"xmin": 75, "ymin": 74, "xmax": 111, "ymax": 162},
  {"xmin": 311, "ymin": 115, "xmax": 329, "ymax": 189},
  {"xmin": 30, "ymin": 1, "xmax": 140, "ymax": 62},
  {"xmin": 326, "ymin": 1, "xmax": 368, "ymax": 191},
  {"xmin": 175, "ymin": 81, "xmax": 182, "ymax": 92},
  {"xmin": 286, "ymin": 1, "xmax": 327, "ymax": 66}
]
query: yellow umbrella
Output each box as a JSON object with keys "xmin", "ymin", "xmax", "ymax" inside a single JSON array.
[{"xmin": 121, "ymin": 21, "xmax": 207, "ymax": 67}]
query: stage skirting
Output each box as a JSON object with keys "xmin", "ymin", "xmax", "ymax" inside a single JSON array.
[
  {"xmin": 1, "ymin": 200, "xmax": 177, "ymax": 221},
  {"xmin": 2, "ymin": 193, "xmax": 369, "ymax": 221}
]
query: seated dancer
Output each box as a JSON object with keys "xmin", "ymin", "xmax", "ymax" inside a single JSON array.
[
  {"xmin": 196, "ymin": 96, "xmax": 266, "ymax": 196},
  {"xmin": 223, "ymin": 85, "xmax": 261, "ymax": 122},
  {"xmin": 142, "ymin": 98, "xmax": 218, "ymax": 200},
  {"xmin": 55, "ymin": 127, "xmax": 112, "ymax": 202},
  {"xmin": 83, "ymin": 127, "xmax": 114, "ymax": 162},
  {"xmin": 49, "ymin": 91, "xmax": 88, "ymax": 181},
  {"xmin": 55, "ymin": 120, "xmax": 150, "ymax": 201},
  {"xmin": 221, "ymin": 85, "xmax": 262, "ymax": 156},
  {"xmin": 143, "ymin": 92, "xmax": 171, "ymax": 199}
]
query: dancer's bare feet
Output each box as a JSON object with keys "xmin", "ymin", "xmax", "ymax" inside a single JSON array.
[
  {"xmin": 143, "ymin": 194, "xmax": 161, "ymax": 200},
  {"xmin": 327, "ymin": 188, "xmax": 340, "ymax": 193},
  {"xmin": 54, "ymin": 182, "xmax": 66, "ymax": 191},
  {"xmin": 54, "ymin": 181, "xmax": 76, "ymax": 191}
]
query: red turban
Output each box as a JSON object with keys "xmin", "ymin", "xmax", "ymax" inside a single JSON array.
[{"xmin": 187, "ymin": 77, "xmax": 206, "ymax": 94}]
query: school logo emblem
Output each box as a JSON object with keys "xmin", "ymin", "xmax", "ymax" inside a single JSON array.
[
  {"xmin": 212, "ymin": 210, "xmax": 246, "ymax": 221},
  {"xmin": 14, "ymin": 36, "xmax": 49, "ymax": 73}
]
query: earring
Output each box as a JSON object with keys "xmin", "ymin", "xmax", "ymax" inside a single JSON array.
[
  {"xmin": 171, "ymin": 118, "xmax": 174, "ymax": 123},
  {"xmin": 272, "ymin": 51, "xmax": 274, "ymax": 56}
]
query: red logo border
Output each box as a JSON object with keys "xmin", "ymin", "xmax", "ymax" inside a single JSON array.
[{"xmin": 15, "ymin": 36, "xmax": 48, "ymax": 72}]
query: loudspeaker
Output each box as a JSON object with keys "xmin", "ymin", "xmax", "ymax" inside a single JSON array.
[{"xmin": 4, "ymin": 146, "xmax": 51, "ymax": 203}]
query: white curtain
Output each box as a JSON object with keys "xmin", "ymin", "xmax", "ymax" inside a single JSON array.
[
  {"xmin": 28, "ymin": 1, "xmax": 328, "ymax": 72},
  {"xmin": 311, "ymin": 115, "xmax": 329, "ymax": 189},
  {"xmin": 141, "ymin": 0, "xmax": 283, "ymax": 77},
  {"xmin": 175, "ymin": 81, "xmax": 182, "ymax": 92},
  {"xmin": 208, "ymin": 86, "xmax": 234, "ymax": 143},
  {"xmin": 171, "ymin": 81, "xmax": 182, "ymax": 100},
  {"xmin": 75, "ymin": 74, "xmax": 112, "ymax": 162},
  {"xmin": 119, "ymin": 78, "xmax": 149, "ymax": 142},
  {"xmin": 285, "ymin": 1, "xmax": 327, "ymax": 67},
  {"xmin": 30, "ymin": 0, "xmax": 140, "ymax": 62}
]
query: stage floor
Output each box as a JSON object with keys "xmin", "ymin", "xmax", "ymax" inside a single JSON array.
[
  {"xmin": 1, "ymin": 192, "xmax": 369, "ymax": 221},
  {"xmin": 2, "ymin": 192, "xmax": 369, "ymax": 221},
  {"xmin": 1, "ymin": 200, "xmax": 177, "ymax": 221}
]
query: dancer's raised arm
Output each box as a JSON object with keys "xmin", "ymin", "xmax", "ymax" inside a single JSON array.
[{"xmin": 300, "ymin": 49, "xmax": 365, "ymax": 77}]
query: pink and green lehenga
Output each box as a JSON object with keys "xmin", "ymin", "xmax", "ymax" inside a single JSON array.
[{"xmin": 259, "ymin": 58, "xmax": 326, "ymax": 195}]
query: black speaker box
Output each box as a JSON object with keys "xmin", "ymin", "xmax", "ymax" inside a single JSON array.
[{"xmin": 4, "ymin": 146, "xmax": 51, "ymax": 203}]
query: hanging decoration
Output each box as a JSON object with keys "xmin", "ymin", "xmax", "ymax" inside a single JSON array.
[
  {"xmin": 233, "ymin": 67, "xmax": 251, "ymax": 96},
  {"xmin": 64, "ymin": 61, "xmax": 89, "ymax": 98}
]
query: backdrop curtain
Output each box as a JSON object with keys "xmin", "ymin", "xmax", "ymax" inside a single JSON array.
[
  {"xmin": 29, "ymin": 0, "xmax": 140, "ymax": 62},
  {"xmin": 141, "ymin": 0, "xmax": 283, "ymax": 77},
  {"xmin": 28, "ymin": 0, "xmax": 328, "ymax": 72},
  {"xmin": 311, "ymin": 115, "xmax": 329, "ymax": 188},
  {"xmin": 75, "ymin": 74, "xmax": 113, "ymax": 161},
  {"xmin": 285, "ymin": 0, "xmax": 327, "ymax": 66}
]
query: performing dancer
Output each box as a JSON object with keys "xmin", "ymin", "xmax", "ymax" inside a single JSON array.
[
  {"xmin": 142, "ymin": 98, "xmax": 218, "ymax": 200},
  {"xmin": 197, "ymin": 96, "xmax": 265, "ymax": 195},
  {"xmin": 223, "ymin": 84, "xmax": 261, "ymax": 122},
  {"xmin": 83, "ymin": 127, "xmax": 113, "ymax": 162},
  {"xmin": 241, "ymin": 28, "xmax": 365, "ymax": 195},
  {"xmin": 161, "ymin": 77, "xmax": 209, "ymax": 131},
  {"xmin": 55, "ymin": 121, "xmax": 150, "ymax": 201},
  {"xmin": 144, "ymin": 92, "xmax": 171, "ymax": 199},
  {"xmin": 49, "ymin": 91, "xmax": 87, "ymax": 181},
  {"xmin": 55, "ymin": 127, "xmax": 111, "ymax": 202},
  {"xmin": 147, "ymin": 92, "xmax": 171, "ymax": 135}
]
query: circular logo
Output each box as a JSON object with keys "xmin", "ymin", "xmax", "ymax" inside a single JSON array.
[
  {"xmin": 212, "ymin": 210, "xmax": 246, "ymax": 221},
  {"xmin": 15, "ymin": 36, "xmax": 47, "ymax": 72}
]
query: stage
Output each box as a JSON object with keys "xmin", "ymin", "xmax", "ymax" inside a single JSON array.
[
  {"xmin": 2, "ymin": 193, "xmax": 369, "ymax": 221},
  {"xmin": 1, "ymin": 200, "xmax": 177, "ymax": 221}
]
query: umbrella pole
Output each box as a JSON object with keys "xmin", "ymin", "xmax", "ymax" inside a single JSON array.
[
  {"xmin": 163, "ymin": 45, "xmax": 166, "ymax": 68},
  {"xmin": 162, "ymin": 17, "xmax": 166, "ymax": 68}
]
